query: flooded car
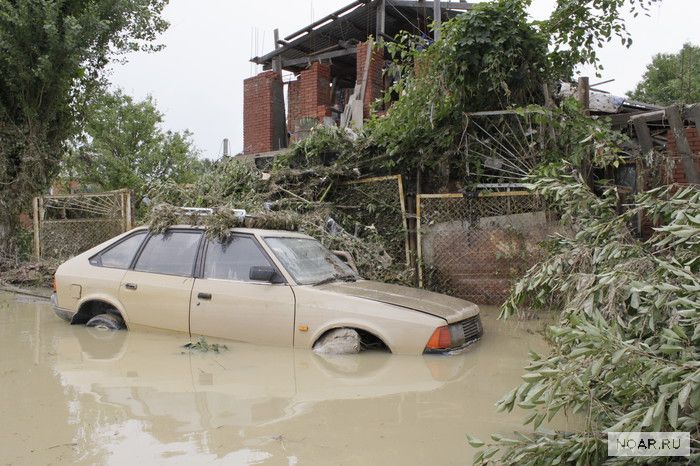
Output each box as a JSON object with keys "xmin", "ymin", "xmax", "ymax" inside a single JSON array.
[{"xmin": 52, "ymin": 226, "xmax": 482, "ymax": 355}]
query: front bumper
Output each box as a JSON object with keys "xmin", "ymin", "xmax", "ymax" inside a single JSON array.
[{"xmin": 51, "ymin": 293, "xmax": 76, "ymax": 323}]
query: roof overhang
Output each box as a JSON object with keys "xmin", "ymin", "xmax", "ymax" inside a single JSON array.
[{"xmin": 251, "ymin": 0, "xmax": 472, "ymax": 73}]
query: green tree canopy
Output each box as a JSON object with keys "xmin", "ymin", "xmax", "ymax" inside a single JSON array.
[
  {"xmin": 65, "ymin": 89, "xmax": 202, "ymax": 202},
  {"xmin": 627, "ymin": 42, "xmax": 700, "ymax": 105},
  {"xmin": 0, "ymin": 0, "xmax": 169, "ymax": 250}
]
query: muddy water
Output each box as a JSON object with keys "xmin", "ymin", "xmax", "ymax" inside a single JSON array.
[{"xmin": 0, "ymin": 291, "xmax": 573, "ymax": 465}]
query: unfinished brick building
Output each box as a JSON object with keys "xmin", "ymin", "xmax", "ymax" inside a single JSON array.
[{"xmin": 242, "ymin": 0, "xmax": 471, "ymax": 164}]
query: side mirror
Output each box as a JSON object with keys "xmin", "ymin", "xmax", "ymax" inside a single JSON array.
[{"xmin": 249, "ymin": 265, "xmax": 281, "ymax": 283}]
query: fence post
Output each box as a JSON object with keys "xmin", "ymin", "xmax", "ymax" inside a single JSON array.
[
  {"xmin": 396, "ymin": 175, "xmax": 410, "ymax": 266},
  {"xmin": 416, "ymin": 195, "xmax": 423, "ymax": 288},
  {"xmin": 32, "ymin": 197, "xmax": 41, "ymax": 260},
  {"xmin": 126, "ymin": 190, "xmax": 133, "ymax": 230}
]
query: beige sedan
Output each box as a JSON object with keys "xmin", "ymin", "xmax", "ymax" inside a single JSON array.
[{"xmin": 52, "ymin": 226, "xmax": 482, "ymax": 355}]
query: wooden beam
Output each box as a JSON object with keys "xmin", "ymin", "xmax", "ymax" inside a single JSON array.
[
  {"xmin": 272, "ymin": 29, "xmax": 282, "ymax": 78},
  {"xmin": 633, "ymin": 118, "xmax": 654, "ymax": 156},
  {"xmin": 255, "ymin": 2, "xmax": 366, "ymax": 65},
  {"xmin": 629, "ymin": 109, "xmax": 667, "ymax": 123},
  {"xmin": 375, "ymin": 0, "xmax": 385, "ymax": 38},
  {"xmin": 666, "ymin": 105, "xmax": 700, "ymax": 185},
  {"xmin": 577, "ymin": 76, "xmax": 590, "ymax": 115},
  {"xmin": 389, "ymin": 1, "xmax": 472, "ymax": 10},
  {"xmin": 124, "ymin": 190, "xmax": 133, "ymax": 230},
  {"xmin": 433, "ymin": 0, "xmax": 441, "ymax": 40},
  {"xmin": 281, "ymin": 47, "xmax": 357, "ymax": 68},
  {"xmin": 32, "ymin": 197, "xmax": 41, "ymax": 260},
  {"xmin": 283, "ymin": 0, "xmax": 366, "ymax": 41}
]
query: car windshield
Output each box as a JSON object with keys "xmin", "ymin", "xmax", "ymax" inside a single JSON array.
[{"xmin": 264, "ymin": 237, "xmax": 358, "ymax": 285}]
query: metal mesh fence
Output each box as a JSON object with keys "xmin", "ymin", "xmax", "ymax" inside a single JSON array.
[
  {"xmin": 332, "ymin": 175, "xmax": 409, "ymax": 265},
  {"xmin": 34, "ymin": 190, "xmax": 132, "ymax": 260},
  {"xmin": 418, "ymin": 191, "xmax": 557, "ymax": 305}
]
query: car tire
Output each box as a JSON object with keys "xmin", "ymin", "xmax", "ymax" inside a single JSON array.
[
  {"xmin": 313, "ymin": 328, "xmax": 361, "ymax": 354},
  {"xmin": 85, "ymin": 313, "xmax": 124, "ymax": 331}
]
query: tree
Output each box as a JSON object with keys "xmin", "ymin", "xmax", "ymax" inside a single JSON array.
[
  {"xmin": 0, "ymin": 0, "xmax": 169, "ymax": 252},
  {"xmin": 366, "ymin": 0, "xmax": 554, "ymax": 183},
  {"xmin": 627, "ymin": 42, "xmax": 700, "ymax": 105},
  {"xmin": 65, "ymin": 89, "xmax": 202, "ymax": 203}
]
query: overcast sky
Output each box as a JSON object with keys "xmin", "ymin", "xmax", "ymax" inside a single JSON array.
[{"xmin": 109, "ymin": 0, "xmax": 700, "ymax": 159}]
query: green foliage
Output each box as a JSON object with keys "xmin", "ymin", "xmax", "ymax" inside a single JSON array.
[
  {"xmin": 147, "ymin": 158, "xmax": 267, "ymax": 214},
  {"xmin": 183, "ymin": 336, "xmax": 228, "ymax": 353},
  {"xmin": 278, "ymin": 125, "xmax": 357, "ymax": 169},
  {"xmin": 361, "ymin": 0, "xmax": 664, "ymax": 184},
  {"xmin": 544, "ymin": 0, "xmax": 661, "ymax": 74},
  {"xmin": 0, "ymin": 0, "xmax": 169, "ymax": 251},
  {"xmin": 145, "ymin": 125, "xmax": 413, "ymax": 284},
  {"xmin": 627, "ymin": 42, "xmax": 700, "ymax": 105},
  {"xmin": 510, "ymin": 100, "xmax": 630, "ymax": 169},
  {"xmin": 481, "ymin": 165, "xmax": 700, "ymax": 463},
  {"xmin": 366, "ymin": 0, "xmax": 553, "ymax": 176},
  {"xmin": 270, "ymin": 126, "xmax": 363, "ymax": 208},
  {"xmin": 64, "ymin": 89, "xmax": 201, "ymax": 203}
]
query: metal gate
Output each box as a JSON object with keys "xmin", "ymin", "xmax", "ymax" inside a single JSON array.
[
  {"xmin": 33, "ymin": 190, "xmax": 133, "ymax": 260},
  {"xmin": 417, "ymin": 190, "xmax": 554, "ymax": 304}
]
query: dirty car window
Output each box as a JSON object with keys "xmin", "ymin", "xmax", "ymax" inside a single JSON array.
[
  {"xmin": 204, "ymin": 236, "xmax": 273, "ymax": 281},
  {"xmin": 264, "ymin": 237, "xmax": 356, "ymax": 285},
  {"xmin": 134, "ymin": 232, "xmax": 201, "ymax": 277},
  {"xmin": 97, "ymin": 231, "xmax": 146, "ymax": 269}
]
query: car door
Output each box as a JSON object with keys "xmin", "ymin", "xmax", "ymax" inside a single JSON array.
[
  {"xmin": 119, "ymin": 229, "xmax": 203, "ymax": 333},
  {"xmin": 190, "ymin": 234, "xmax": 296, "ymax": 347}
]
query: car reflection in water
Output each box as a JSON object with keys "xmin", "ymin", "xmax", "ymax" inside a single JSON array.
[{"xmin": 57, "ymin": 326, "xmax": 470, "ymax": 438}]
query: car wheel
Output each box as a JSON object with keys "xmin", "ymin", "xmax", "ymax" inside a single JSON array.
[
  {"xmin": 313, "ymin": 328, "xmax": 361, "ymax": 354},
  {"xmin": 85, "ymin": 313, "xmax": 124, "ymax": 331}
]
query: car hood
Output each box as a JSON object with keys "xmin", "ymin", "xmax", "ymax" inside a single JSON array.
[{"xmin": 318, "ymin": 280, "xmax": 479, "ymax": 324}]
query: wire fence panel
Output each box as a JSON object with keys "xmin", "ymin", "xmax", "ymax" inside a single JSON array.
[
  {"xmin": 417, "ymin": 191, "xmax": 556, "ymax": 305},
  {"xmin": 333, "ymin": 175, "xmax": 409, "ymax": 265},
  {"xmin": 34, "ymin": 190, "xmax": 132, "ymax": 260}
]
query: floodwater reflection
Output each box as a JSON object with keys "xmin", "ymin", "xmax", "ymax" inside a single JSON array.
[{"xmin": 0, "ymin": 291, "xmax": 573, "ymax": 465}]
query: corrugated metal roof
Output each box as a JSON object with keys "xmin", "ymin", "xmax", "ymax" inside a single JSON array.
[{"xmin": 251, "ymin": 0, "xmax": 471, "ymax": 73}]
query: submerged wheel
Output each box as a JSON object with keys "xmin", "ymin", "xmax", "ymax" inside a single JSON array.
[{"xmin": 85, "ymin": 313, "xmax": 124, "ymax": 331}]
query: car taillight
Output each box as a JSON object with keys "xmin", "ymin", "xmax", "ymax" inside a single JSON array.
[{"xmin": 425, "ymin": 325, "xmax": 452, "ymax": 350}]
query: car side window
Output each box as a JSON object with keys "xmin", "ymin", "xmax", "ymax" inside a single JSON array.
[
  {"xmin": 203, "ymin": 236, "xmax": 274, "ymax": 281},
  {"xmin": 93, "ymin": 231, "xmax": 147, "ymax": 269},
  {"xmin": 134, "ymin": 231, "xmax": 202, "ymax": 277}
]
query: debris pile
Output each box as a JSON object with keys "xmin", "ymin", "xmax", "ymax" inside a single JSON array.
[
  {"xmin": 146, "ymin": 126, "xmax": 414, "ymax": 285},
  {"xmin": 0, "ymin": 257, "xmax": 57, "ymax": 287}
]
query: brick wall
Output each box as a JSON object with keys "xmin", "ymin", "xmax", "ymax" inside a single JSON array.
[
  {"xmin": 356, "ymin": 41, "xmax": 384, "ymax": 116},
  {"xmin": 285, "ymin": 62, "xmax": 332, "ymax": 141},
  {"xmin": 665, "ymin": 127, "xmax": 700, "ymax": 184},
  {"xmin": 298, "ymin": 62, "xmax": 332, "ymax": 122},
  {"xmin": 247, "ymin": 44, "xmax": 385, "ymax": 152},
  {"xmin": 243, "ymin": 71, "xmax": 285, "ymax": 155}
]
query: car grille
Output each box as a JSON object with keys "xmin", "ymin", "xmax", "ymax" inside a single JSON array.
[{"xmin": 460, "ymin": 315, "xmax": 483, "ymax": 344}]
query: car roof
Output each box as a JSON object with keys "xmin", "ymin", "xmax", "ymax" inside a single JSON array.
[{"xmin": 130, "ymin": 225, "xmax": 315, "ymax": 240}]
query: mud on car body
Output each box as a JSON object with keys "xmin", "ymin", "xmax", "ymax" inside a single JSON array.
[{"xmin": 52, "ymin": 226, "xmax": 483, "ymax": 355}]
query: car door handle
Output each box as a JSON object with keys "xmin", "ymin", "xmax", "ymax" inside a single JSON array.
[
  {"xmin": 197, "ymin": 292, "xmax": 212, "ymax": 300},
  {"xmin": 124, "ymin": 283, "xmax": 137, "ymax": 290}
]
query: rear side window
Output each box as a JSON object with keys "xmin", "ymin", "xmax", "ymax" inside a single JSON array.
[
  {"xmin": 93, "ymin": 231, "xmax": 147, "ymax": 269},
  {"xmin": 134, "ymin": 231, "xmax": 202, "ymax": 277},
  {"xmin": 204, "ymin": 236, "xmax": 274, "ymax": 281}
]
